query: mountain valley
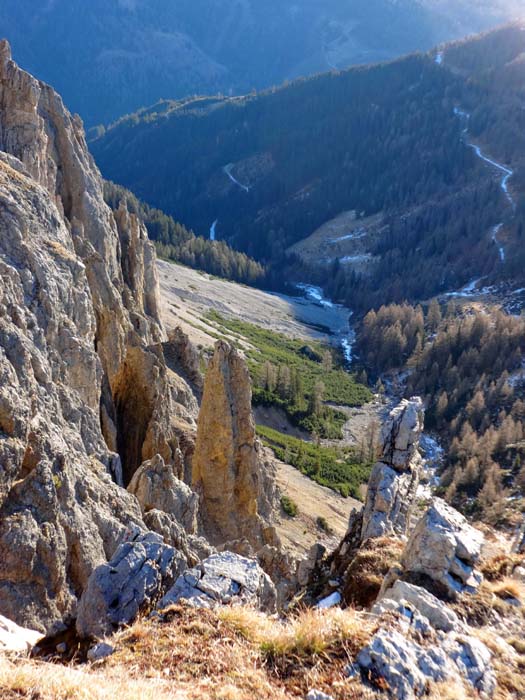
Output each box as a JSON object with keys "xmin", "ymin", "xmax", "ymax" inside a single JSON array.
[{"xmin": 0, "ymin": 10, "xmax": 525, "ymax": 700}]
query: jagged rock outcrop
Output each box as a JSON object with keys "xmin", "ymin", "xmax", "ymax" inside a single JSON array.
[
  {"xmin": 361, "ymin": 397, "xmax": 424, "ymax": 541},
  {"xmin": 0, "ymin": 41, "xmax": 199, "ymax": 633},
  {"xmin": 192, "ymin": 340, "xmax": 276, "ymax": 549},
  {"xmin": 128, "ymin": 454, "xmax": 198, "ymax": 534},
  {"xmin": 375, "ymin": 580, "xmax": 462, "ymax": 633},
  {"xmin": 159, "ymin": 551, "xmax": 277, "ymax": 612},
  {"xmin": 163, "ymin": 327, "xmax": 204, "ymax": 398},
  {"xmin": 355, "ymin": 498, "xmax": 492, "ymax": 699},
  {"xmin": 397, "ymin": 498, "xmax": 484, "ymax": 599},
  {"xmin": 325, "ymin": 399, "xmax": 424, "ymax": 603},
  {"xmin": 76, "ymin": 530, "xmax": 186, "ymax": 639},
  {"xmin": 357, "ymin": 625, "xmax": 495, "ymax": 700}
]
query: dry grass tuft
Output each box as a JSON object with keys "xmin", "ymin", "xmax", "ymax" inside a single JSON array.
[
  {"xmin": 474, "ymin": 629, "xmax": 525, "ymax": 700},
  {"xmin": 0, "ymin": 606, "xmax": 380, "ymax": 699},
  {"xmin": 481, "ymin": 554, "xmax": 523, "ymax": 582},
  {"xmin": 220, "ymin": 605, "xmax": 377, "ymax": 697},
  {"xmin": 0, "ymin": 653, "xmax": 181, "ymax": 700},
  {"xmin": 342, "ymin": 537, "xmax": 404, "ymax": 608},
  {"xmin": 427, "ymin": 679, "xmax": 469, "ymax": 700},
  {"xmin": 452, "ymin": 582, "xmax": 506, "ymax": 626},
  {"xmin": 489, "ymin": 577, "xmax": 525, "ymax": 604}
]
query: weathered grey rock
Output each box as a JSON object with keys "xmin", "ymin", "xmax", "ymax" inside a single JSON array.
[
  {"xmin": 0, "ymin": 615, "xmax": 43, "ymax": 653},
  {"xmin": 297, "ymin": 543, "xmax": 326, "ymax": 587},
  {"xmin": 377, "ymin": 580, "xmax": 462, "ymax": 632},
  {"xmin": 128, "ymin": 454, "xmax": 199, "ymax": 534},
  {"xmin": 159, "ymin": 551, "xmax": 277, "ymax": 612},
  {"xmin": 401, "ymin": 498, "xmax": 484, "ymax": 599},
  {"xmin": 513, "ymin": 520, "xmax": 525, "ymax": 554},
  {"xmin": 87, "ymin": 642, "xmax": 115, "ymax": 662},
  {"xmin": 358, "ymin": 628, "xmax": 449, "ymax": 699},
  {"xmin": 371, "ymin": 596, "xmax": 434, "ymax": 637},
  {"xmin": 192, "ymin": 341, "xmax": 277, "ymax": 548},
  {"xmin": 380, "ymin": 397, "xmax": 425, "ymax": 469},
  {"xmin": 357, "ymin": 627, "xmax": 495, "ymax": 700},
  {"xmin": 0, "ymin": 41, "xmax": 199, "ymax": 633},
  {"xmin": 444, "ymin": 635, "xmax": 496, "ymax": 696},
  {"xmin": 361, "ymin": 398, "xmax": 424, "ymax": 541},
  {"xmin": 76, "ymin": 531, "xmax": 186, "ymax": 638}
]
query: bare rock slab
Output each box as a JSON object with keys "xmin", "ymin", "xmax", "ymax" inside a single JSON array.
[
  {"xmin": 159, "ymin": 551, "xmax": 277, "ymax": 612},
  {"xmin": 76, "ymin": 531, "xmax": 186, "ymax": 638}
]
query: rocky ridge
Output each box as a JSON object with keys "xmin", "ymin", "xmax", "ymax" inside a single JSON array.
[{"xmin": 0, "ymin": 41, "xmax": 278, "ymax": 635}]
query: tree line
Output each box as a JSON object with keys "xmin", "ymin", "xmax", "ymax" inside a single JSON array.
[{"xmin": 358, "ymin": 302, "xmax": 525, "ymax": 522}]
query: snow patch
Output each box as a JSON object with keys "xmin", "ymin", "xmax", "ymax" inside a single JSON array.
[
  {"xmin": 316, "ymin": 592, "xmax": 342, "ymax": 609},
  {"xmin": 417, "ymin": 434, "xmax": 444, "ymax": 498},
  {"xmin": 295, "ymin": 284, "xmax": 334, "ymax": 308},
  {"xmin": 210, "ymin": 219, "xmax": 218, "ymax": 241},
  {"xmin": 340, "ymin": 254, "xmax": 372, "ymax": 264},
  {"xmin": 295, "ymin": 283, "xmax": 356, "ymax": 366},
  {"xmin": 491, "ymin": 223, "xmax": 505, "ymax": 262},
  {"xmin": 331, "ymin": 228, "xmax": 367, "ymax": 243},
  {"xmin": 444, "ymin": 278, "xmax": 483, "ymax": 298}
]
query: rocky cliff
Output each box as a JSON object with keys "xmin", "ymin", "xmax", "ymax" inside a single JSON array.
[{"xmin": 0, "ymin": 40, "xmax": 199, "ymax": 633}]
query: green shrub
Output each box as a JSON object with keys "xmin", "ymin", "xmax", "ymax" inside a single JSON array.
[
  {"xmin": 206, "ymin": 311, "xmax": 371, "ymax": 439},
  {"xmin": 316, "ymin": 516, "xmax": 333, "ymax": 534},
  {"xmin": 258, "ymin": 425, "xmax": 372, "ymax": 499},
  {"xmin": 280, "ymin": 495, "xmax": 299, "ymax": 518}
]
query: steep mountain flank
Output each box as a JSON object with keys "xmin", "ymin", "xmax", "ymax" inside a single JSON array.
[
  {"xmin": 92, "ymin": 24, "xmax": 525, "ymax": 307},
  {"xmin": 1, "ymin": 0, "xmax": 518, "ymax": 126},
  {"xmin": 0, "ymin": 41, "xmax": 200, "ymax": 633}
]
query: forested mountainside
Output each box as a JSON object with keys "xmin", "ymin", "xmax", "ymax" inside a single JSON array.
[
  {"xmin": 358, "ymin": 303, "xmax": 525, "ymax": 523},
  {"xmin": 104, "ymin": 182, "xmax": 267, "ymax": 285},
  {"xmin": 0, "ymin": 0, "xmax": 520, "ymax": 126},
  {"xmin": 91, "ymin": 24, "xmax": 525, "ymax": 308}
]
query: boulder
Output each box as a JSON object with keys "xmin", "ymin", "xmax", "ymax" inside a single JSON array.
[
  {"xmin": 297, "ymin": 543, "xmax": 326, "ymax": 587},
  {"xmin": 0, "ymin": 615, "xmax": 43, "ymax": 653},
  {"xmin": 87, "ymin": 642, "xmax": 115, "ymax": 662},
  {"xmin": 76, "ymin": 530, "xmax": 186, "ymax": 638},
  {"xmin": 128, "ymin": 454, "xmax": 199, "ymax": 534},
  {"xmin": 361, "ymin": 398, "xmax": 424, "ymax": 541},
  {"xmin": 159, "ymin": 551, "xmax": 277, "ymax": 613},
  {"xmin": 400, "ymin": 498, "xmax": 483, "ymax": 599},
  {"xmin": 376, "ymin": 580, "xmax": 462, "ymax": 632},
  {"xmin": 357, "ymin": 627, "xmax": 495, "ymax": 700}
]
